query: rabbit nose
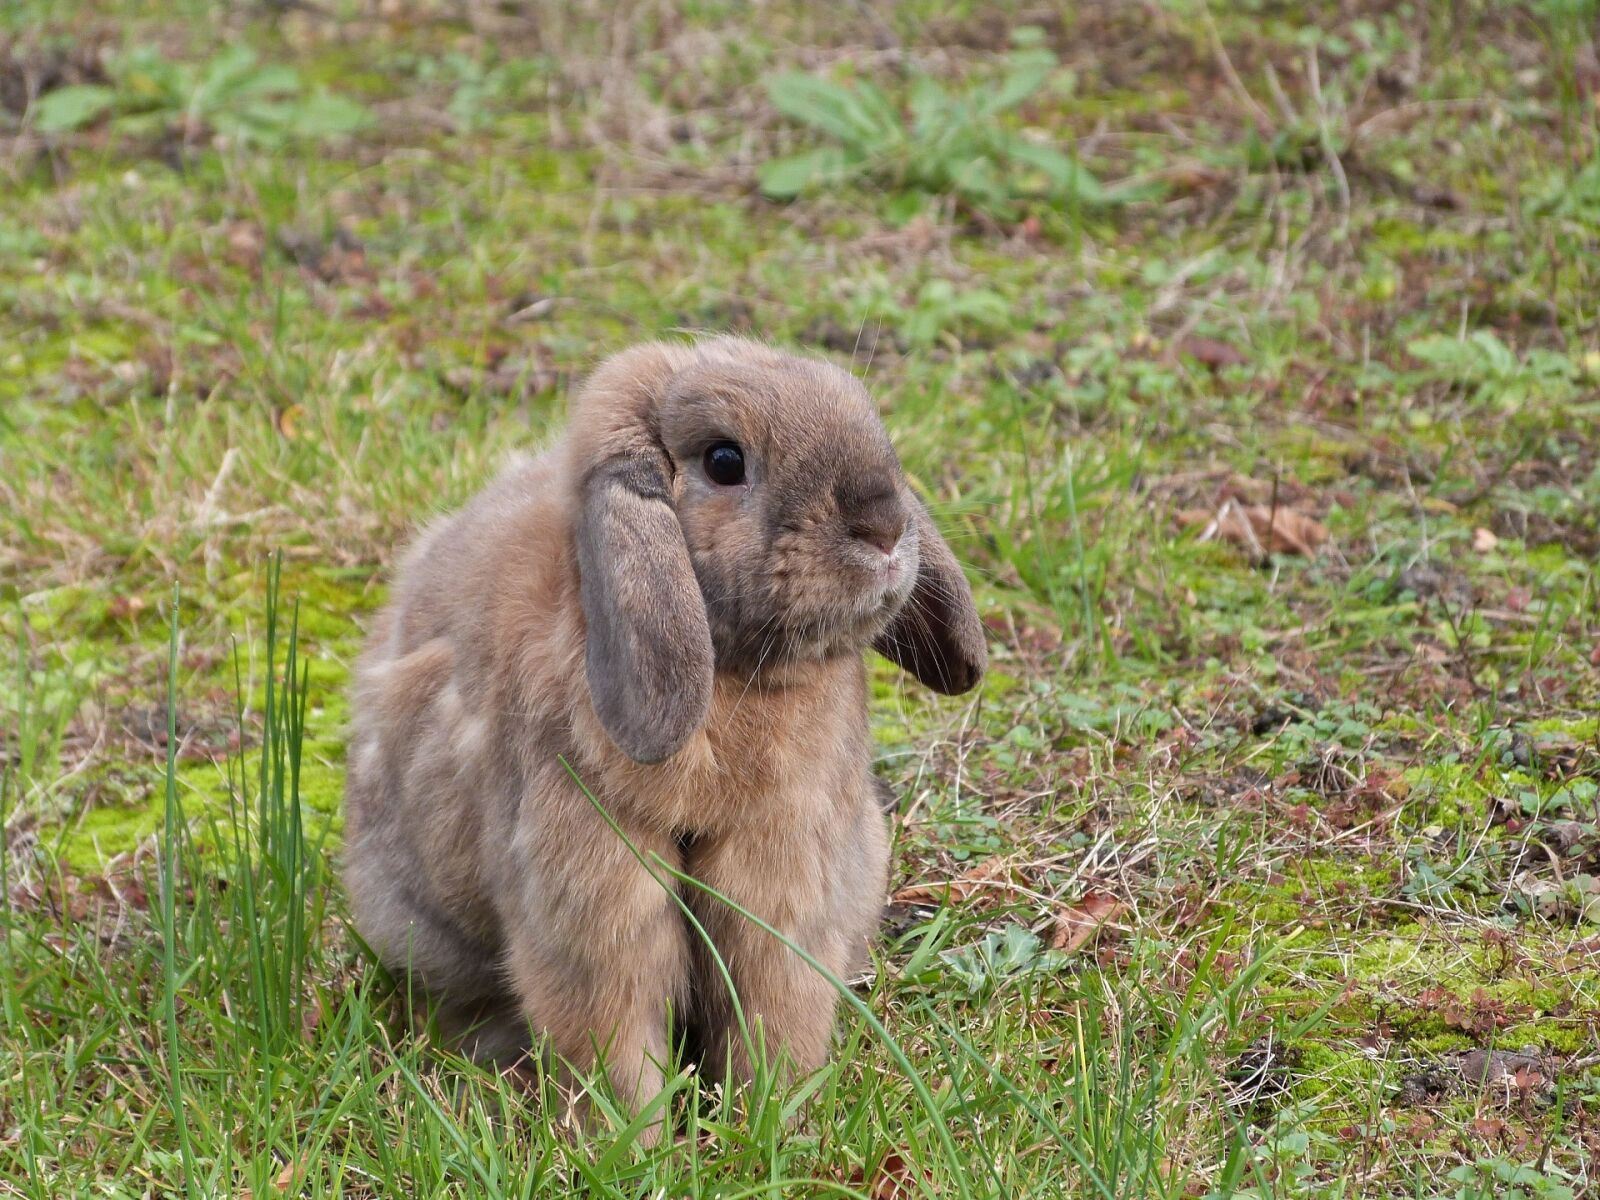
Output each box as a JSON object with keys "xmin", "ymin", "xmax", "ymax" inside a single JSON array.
[{"xmin": 848, "ymin": 495, "xmax": 907, "ymax": 555}]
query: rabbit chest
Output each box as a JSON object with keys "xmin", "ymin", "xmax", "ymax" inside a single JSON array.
[{"xmin": 572, "ymin": 656, "xmax": 874, "ymax": 840}]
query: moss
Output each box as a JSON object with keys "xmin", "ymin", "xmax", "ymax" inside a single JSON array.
[
  {"xmin": 1289, "ymin": 858, "xmax": 1394, "ymax": 889},
  {"xmin": 59, "ymin": 735, "xmax": 349, "ymax": 870},
  {"xmin": 1375, "ymin": 711, "xmax": 1430, "ymax": 738},
  {"xmin": 304, "ymin": 657, "xmax": 350, "ymax": 692},
  {"xmin": 1288, "ymin": 1039, "xmax": 1387, "ymax": 1105},
  {"xmin": 63, "ymin": 785, "xmax": 159, "ymax": 870},
  {"xmin": 1503, "ymin": 1019, "xmax": 1595, "ymax": 1056},
  {"xmin": 1239, "ymin": 893, "xmax": 1314, "ymax": 929},
  {"xmin": 1529, "ymin": 716, "xmax": 1598, "ymax": 741},
  {"xmin": 1341, "ymin": 932, "xmax": 1600, "ymax": 1041},
  {"xmin": 1402, "ymin": 760, "xmax": 1493, "ymax": 825},
  {"xmin": 50, "ymin": 570, "xmax": 365, "ymax": 871},
  {"xmin": 1221, "ymin": 858, "xmax": 1397, "ymax": 947},
  {"xmin": 297, "ymin": 759, "xmax": 346, "ymax": 824}
]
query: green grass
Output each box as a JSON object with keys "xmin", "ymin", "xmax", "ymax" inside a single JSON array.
[{"xmin": 3, "ymin": 1, "xmax": 1600, "ymax": 1196}]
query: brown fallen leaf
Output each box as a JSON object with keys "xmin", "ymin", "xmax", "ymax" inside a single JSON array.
[
  {"xmin": 275, "ymin": 1154, "xmax": 307, "ymax": 1192},
  {"xmin": 1051, "ymin": 888, "xmax": 1126, "ymax": 953},
  {"xmin": 301, "ymin": 994, "xmax": 324, "ymax": 1041},
  {"xmin": 1459, "ymin": 1047, "xmax": 1554, "ymax": 1096},
  {"xmin": 869, "ymin": 1150, "xmax": 923, "ymax": 1200},
  {"xmin": 1177, "ymin": 498, "xmax": 1329, "ymax": 558},
  {"xmin": 892, "ymin": 857, "xmax": 1011, "ymax": 906},
  {"xmin": 1471, "ymin": 1115, "xmax": 1506, "ymax": 1140},
  {"xmin": 843, "ymin": 1150, "xmax": 925, "ymax": 1200},
  {"xmin": 1175, "ymin": 336, "xmax": 1248, "ymax": 372},
  {"xmin": 107, "ymin": 594, "xmax": 147, "ymax": 621},
  {"xmin": 224, "ymin": 220, "xmax": 264, "ymax": 271},
  {"xmin": 1412, "ymin": 184, "xmax": 1463, "ymax": 210},
  {"xmin": 275, "ymin": 404, "xmax": 306, "ymax": 440}
]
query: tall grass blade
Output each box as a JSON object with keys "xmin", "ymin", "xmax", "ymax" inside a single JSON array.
[{"xmin": 159, "ymin": 584, "xmax": 201, "ymax": 1199}]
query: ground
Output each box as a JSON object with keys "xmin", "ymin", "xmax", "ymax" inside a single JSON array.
[{"xmin": 2, "ymin": 1, "xmax": 1599, "ymax": 1197}]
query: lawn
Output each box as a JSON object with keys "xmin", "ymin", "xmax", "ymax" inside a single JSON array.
[{"xmin": 3, "ymin": 1, "xmax": 1599, "ymax": 1196}]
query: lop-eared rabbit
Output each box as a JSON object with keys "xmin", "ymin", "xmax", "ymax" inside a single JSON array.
[{"xmin": 344, "ymin": 337, "xmax": 985, "ymax": 1134}]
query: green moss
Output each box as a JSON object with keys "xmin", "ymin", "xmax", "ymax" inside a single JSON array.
[
  {"xmin": 1375, "ymin": 711, "xmax": 1430, "ymax": 737},
  {"xmin": 304, "ymin": 657, "xmax": 350, "ymax": 691},
  {"xmin": 49, "ymin": 572, "xmax": 362, "ymax": 870},
  {"xmin": 1238, "ymin": 893, "xmax": 1312, "ymax": 929},
  {"xmin": 1403, "ymin": 760, "xmax": 1493, "ymax": 825},
  {"xmin": 1221, "ymin": 858, "xmax": 1397, "ymax": 949},
  {"xmin": 1290, "ymin": 858, "xmax": 1394, "ymax": 890},
  {"xmin": 1288, "ymin": 1039, "xmax": 1386, "ymax": 1105},
  {"xmin": 1503, "ymin": 1019, "xmax": 1595, "ymax": 1056},
  {"xmin": 1529, "ymin": 716, "xmax": 1598, "ymax": 741},
  {"xmin": 63, "ymin": 786, "xmax": 159, "ymax": 871},
  {"xmin": 298, "ymin": 758, "xmax": 346, "ymax": 823}
]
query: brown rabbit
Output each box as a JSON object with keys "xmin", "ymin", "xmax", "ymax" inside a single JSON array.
[{"xmin": 343, "ymin": 337, "xmax": 985, "ymax": 1134}]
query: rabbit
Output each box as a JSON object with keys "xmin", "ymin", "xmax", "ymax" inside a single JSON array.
[{"xmin": 342, "ymin": 336, "xmax": 985, "ymax": 1136}]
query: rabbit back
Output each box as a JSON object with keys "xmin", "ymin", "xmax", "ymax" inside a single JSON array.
[{"xmin": 344, "ymin": 450, "xmax": 582, "ymax": 1004}]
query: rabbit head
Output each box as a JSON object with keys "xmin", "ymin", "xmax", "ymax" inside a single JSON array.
[{"xmin": 568, "ymin": 338, "xmax": 986, "ymax": 766}]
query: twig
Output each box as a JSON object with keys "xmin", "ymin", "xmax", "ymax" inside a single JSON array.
[{"xmin": 1202, "ymin": 4, "xmax": 1273, "ymax": 134}]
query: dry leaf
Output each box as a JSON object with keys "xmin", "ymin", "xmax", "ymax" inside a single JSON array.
[
  {"xmin": 1459, "ymin": 1047, "xmax": 1552, "ymax": 1092},
  {"xmin": 1471, "ymin": 1115, "xmax": 1506, "ymax": 1140},
  {"xmin": 851, "ymin": 1150, "xmax": 923, "ymax": 1200},
  {"xmin": 275, "ymin": 404, "xmax": 306, "ymax": 440},
  {"xmin": 873, "ymin": 1151, "xmax": 920, "ymax": 1200},
  {"xmin": 301, "ymin": 995, "xmax": 323, "ymax": 1041},
  {"xmin": 107, "ymin": 594, "xmax": 146, "ymax": 621},
  {"xmin": 1051, "ymin": 888, "xmax": 1126, "ymax": 953},
  {"xmin": 224, "ymin": 220, "xmax": 264, "ymax": 271},
  {"xmin": 892, "ymin": 857, "xmax": 1010, "ymax": 906},
  {"xmin": 1177, "ymin": 498, "xmax": 1328, "ymax": 558},
  {"xmin": 1175, "ymin": 336, "xmax": 1248, "ymax": 371},
  {"xmin": 1472, "ymin": 527, "xmax": 1499, "ymax": 552}
]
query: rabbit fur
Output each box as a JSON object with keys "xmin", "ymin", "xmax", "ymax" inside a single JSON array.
[{"xmin": 343, "ymin": 337, "xmax": 985, "ymax": 1131}]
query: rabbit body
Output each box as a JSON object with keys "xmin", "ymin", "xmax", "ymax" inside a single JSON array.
[{"xmin": 344, "ymin": 339, "xmax": 984, "ymax": 1125}]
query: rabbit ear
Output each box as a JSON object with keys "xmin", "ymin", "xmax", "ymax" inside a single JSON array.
[
  {"xmin": 577, "ymin": 443, "xmax": 715, "ymax": 764},
  {"xmin": 873, "ymin": 503, "xmax": 986, "ymax": 695}
]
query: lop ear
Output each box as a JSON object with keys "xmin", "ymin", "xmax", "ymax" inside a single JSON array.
[
  {"xmin": 577, "ymin": 446, "xmax": 715, "ymax": 764},
  {"xmin": 873, "ymin": 502, "xmax": 987, "ymax": 695}
]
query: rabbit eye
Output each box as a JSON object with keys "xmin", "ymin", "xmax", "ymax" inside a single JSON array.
[{"xmin": 703, "ymin": 441, "xmax": 746, "ymax": 487}]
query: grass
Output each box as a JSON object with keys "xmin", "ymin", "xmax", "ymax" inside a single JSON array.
[{"xmin": 2, "ymin": 0, "xmax": 1599, "ymax": 1195}]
